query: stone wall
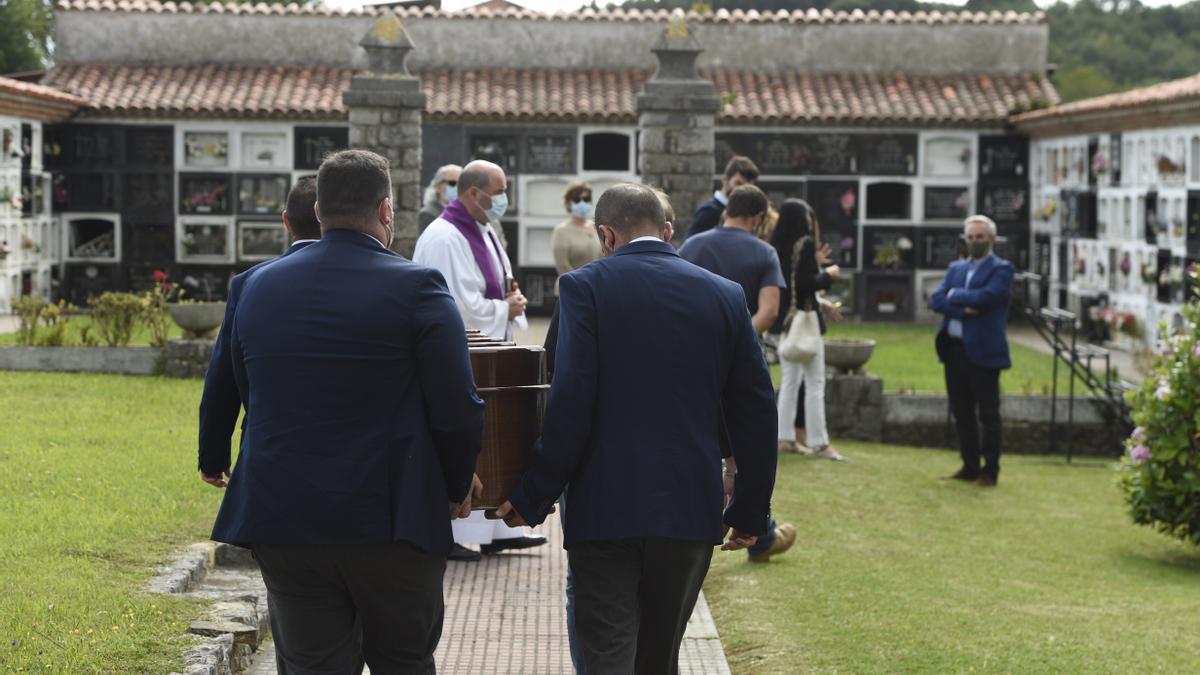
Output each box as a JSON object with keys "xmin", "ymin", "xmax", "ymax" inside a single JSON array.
[
  {"xmin": 0, "ymin": 346, "xmax": 162, "ymax": 376},
  {"xmin": 55, "ymin": 11, "xmax": 1049, "ymax": 76},
  {"xmin": 820, "ymin": 376, "xmax": 1126, "ymax": 456},
  {"xmin": 163, "ymin": 338, "xmax": 215, "ymax": 378}
]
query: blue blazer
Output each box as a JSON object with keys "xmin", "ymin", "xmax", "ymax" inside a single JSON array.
[
  {"xmin": 687, "ymin": 196, "xmax": 724, "ymax": 239},
  {"xmin": 197, "ymin": 240, "xmax": 315, "ymax": 476},
  {"xmin": 508, "ymin": 239, "xmax": 778, "ymax": 547},
  {"xmin": 210, "ymin": 229, "xmax": 485, "ymax": 554},
  {"xmin": 930, "ymin": 254, "xmax": 1014, "ymax": 370}
]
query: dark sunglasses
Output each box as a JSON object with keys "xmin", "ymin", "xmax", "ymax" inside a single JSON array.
[
  {"xmin": 445, "ymin": 180, "xmax": 457, "ymax": 187},
  {"xmin": 573, "ymin": 198, "xmax": 592, "ymax": 204}
]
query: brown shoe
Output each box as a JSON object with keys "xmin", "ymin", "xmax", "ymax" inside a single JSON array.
[
  {"xmin": 974, "ymin": 475, "xmax": 998, "ymax": 487},
  {"xmin": 748, "ymin": 523, "xmax": 797, "ymax": 563},
  {"xmin": 941, "ymin": 468, "xmax": 979, "ymax": 482}
]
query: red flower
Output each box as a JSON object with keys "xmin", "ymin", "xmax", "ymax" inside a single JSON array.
[{"xmin": 152, "ymin": 270, "xmax": 167, "ymax": 283}]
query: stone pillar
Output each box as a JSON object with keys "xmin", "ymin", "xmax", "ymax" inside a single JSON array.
[
  {"xmin": 343, "ymin": 12, "xmax": 426, "ymax": 257},
  {"xmin": 636, "ymin": 14, "xmax": 721, "ymax": 241}
]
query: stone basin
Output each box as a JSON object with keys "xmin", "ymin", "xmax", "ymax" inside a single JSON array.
[
  {"xmin": 168, "ymin": 302, "xmax": 226, "ymax": 339},
  {"xmin": 824, "ymin": 338, "xmax": 876, "ymax": 374}
]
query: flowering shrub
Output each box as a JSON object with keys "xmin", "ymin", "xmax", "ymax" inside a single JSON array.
[
  {"xmin": 1118, "ymin": 279, "xmax": 1200, "ymax": 546},
  {"xmin": 143, "ymin": 270, "xmax": 176, "ymax": 347},
  {"xmin": 12, "ymin": 296, "xmax": 78, "ymax": 346}
]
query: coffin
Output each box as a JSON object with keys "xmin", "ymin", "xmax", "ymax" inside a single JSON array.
[{"xmin": 468, "ymin": 343, "xmax": 549, "ymax": 508}]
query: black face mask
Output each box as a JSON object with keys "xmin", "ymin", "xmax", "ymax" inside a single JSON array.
[{"xmin": 968, "ymin": 240, "xmax": 990, "ymax": 259}]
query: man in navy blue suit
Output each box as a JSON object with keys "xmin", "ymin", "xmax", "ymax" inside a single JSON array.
[
  {"xmin": 495, "ymin": 183, "xmax": 778, "ymax": 674},
  {"xmin": 197, "ymin": 176, "xmax": 320, "ymax": 482},
  {"xmin": 686, "ymin": 155, "xmax": 759, "ymax": 239},
  {"xmin": 202, "ymin": 150, "xmax": 485, "ymax": 672},
  {"xmin": 930, "ymin": 214, "xmax": 1014, "ymax": 487}
]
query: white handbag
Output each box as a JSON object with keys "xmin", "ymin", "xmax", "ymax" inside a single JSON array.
[
  {"xmin": 778, "ymin": 235, "xmax": 823, "ymax": 364},
  {"xmin": 778, "ymin": 308, "xmax": 821, "ymax": 363}
]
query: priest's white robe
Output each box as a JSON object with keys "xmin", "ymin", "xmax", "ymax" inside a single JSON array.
[
  {"xmin": 413, "ymin": 216, "xmax": 526, "ymax": 341},
  {"xmin": 413, "ymin": 215, "xmax": 527, "ymax": 544}
]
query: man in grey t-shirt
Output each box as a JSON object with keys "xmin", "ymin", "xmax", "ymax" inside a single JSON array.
[
  {"xmin": 678, "ymin": 184, "xmax": 797, "ymax": 564},
  {"xmin": 679, "ymin": 185, "xmax": 786, "ymax": 335}
]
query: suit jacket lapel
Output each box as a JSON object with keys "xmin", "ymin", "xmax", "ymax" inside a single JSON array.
[{"xmin": 967, "ymin": 255, "xmax": 996, "ymax": 289}]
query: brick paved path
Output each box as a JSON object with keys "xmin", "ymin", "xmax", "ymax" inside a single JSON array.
[{"xmin": 246, "ymin": 512, "xmax": 732, "ymax": 674}]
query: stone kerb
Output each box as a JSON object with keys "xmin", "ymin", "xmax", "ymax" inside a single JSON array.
[
  {"xmin": 637, "ymin": 14, "xmax": 720, "ymax": 239},
  {"xmin": 343, "ymin": 11, "xmax": 426, "ymax": 258},
  {"xmin": 0, "ymin": 346, "xmax": 163, "ymax": 376},
  {"xmin": 818, "ymin": 372, "xmax": 1124, "ymax": 455}
]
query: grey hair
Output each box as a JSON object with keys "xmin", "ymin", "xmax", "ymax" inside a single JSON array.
[
  {"xmin": 422, "ymin": 164, "xmax": 461, "ymax": 209},
  {"xmin": 964, "ymin": 214, "xmax": 997, "ymax": 237}
]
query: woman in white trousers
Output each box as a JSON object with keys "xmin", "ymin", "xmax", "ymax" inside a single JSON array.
[{"xmin": 775, "ymin": 199, "xmax": 846, "ymax": 462}]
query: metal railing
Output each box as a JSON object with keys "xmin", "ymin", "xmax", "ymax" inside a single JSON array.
[{"xmin": 1012, "ymin": 272, "xmax": 1134, "ymax": 461}]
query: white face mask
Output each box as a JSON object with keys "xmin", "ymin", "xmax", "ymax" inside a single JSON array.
[
  {"xmin": 570, "ymin": 200, "xmax": 592, "ymax": 219},
  {"xmin": 444, "ymin": 184, "xmax": 457, "ymax": 203},
  {"xmin": 486, "ymin": 191, "xmax": 508, "ymax": 222}
]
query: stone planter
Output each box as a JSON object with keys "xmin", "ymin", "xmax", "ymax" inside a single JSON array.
[
  {"xmin": 168, "ymin": 302, "xmax": 226, "ymax": 339},
  {"xmin": 0, "ymin": 346, "xmax": 162, "ymax": 375},
  {"xmin": 824, "ymin": 338, "xmax": 876, "ymax": 374}
]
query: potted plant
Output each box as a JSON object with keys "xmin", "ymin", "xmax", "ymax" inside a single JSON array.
[{"xmin": 161, "ymin": 271, "xmax": 226, "ymax": 339}]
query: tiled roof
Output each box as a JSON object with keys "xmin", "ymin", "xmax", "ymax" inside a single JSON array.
[
  {"xmin": 54, "ymin": 0, "xmax": 1046, "ymax": 25},
  {"xmin": 0, "ymin": 75, "xmax": 86, "ymax": 122},
  {"xmin": 1012, "ymin": 72, "xmax": 1200, "ymax": 125},
  {"xmin": 710, "ymin": 69, "xmax": 1059, "ymax": 126},
  {"xmin": 42, "ymin": 63, "xmax": 352, "ymax": 120},
  {"xmin": 41, "ymin": 63, "xmax": 1058, "ymax": 126}
]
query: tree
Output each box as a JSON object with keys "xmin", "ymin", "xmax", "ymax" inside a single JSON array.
[{"xmin": 0, "ymin": 0, "xmax": 53, "ymax": 74}]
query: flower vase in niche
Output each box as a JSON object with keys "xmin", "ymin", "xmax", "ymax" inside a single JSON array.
[{"xmin": 839, "ymin": 237, "xmax": 855, "ymax": 267}]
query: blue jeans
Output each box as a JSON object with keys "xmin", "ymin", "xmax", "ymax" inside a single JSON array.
[
  {"xmin": 561, "ymin": 494, "xmax": 585, "ymax": 674},
  {"xmin": 745, "ymin": 514, "xmax": 777, "ymax": 556}
]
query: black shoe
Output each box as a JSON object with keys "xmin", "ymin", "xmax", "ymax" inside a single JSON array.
[
  {"xmin": 480, "ymin": 535, "xmax": 548, "ymax": 555},
  {"xmin": 448, "ymin": 543, "xmax": 482, "ymax": 562},
  {"xmin": 941, "ymin": 468, "xmax": 979, "ymax": 482}
]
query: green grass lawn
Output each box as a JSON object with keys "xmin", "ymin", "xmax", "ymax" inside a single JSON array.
[
  {"xmin": 0, "ymin": 316, "xmax": 185, "ymax": 347},
  {"xmin": 0, "ymin": 371, "xmax": 221, "ymax": 672},
  {"xmin": 770, "ymin": 322, "xmax": 1070, "ymax": 394},
  {"xmin": 705, "ymin": 442, "xmax": 1200, "ymax": 673}
]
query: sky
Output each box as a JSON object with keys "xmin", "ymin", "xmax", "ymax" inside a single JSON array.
[{"xmin": 326, "ymin": 0, "xmax": 1195, "ymax": 11}]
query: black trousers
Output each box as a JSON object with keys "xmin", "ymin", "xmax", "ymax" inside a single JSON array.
[
  {"xmin": 943, "ymin": 339, "xmax": 1003, "ymax": 478},
  {"xmin": 569, "ymin": 537, "xmax": 713, "ymax": 675},
  {"xmin": 254, "ymin": 542, "xmax": 446, "ymax": 675}
]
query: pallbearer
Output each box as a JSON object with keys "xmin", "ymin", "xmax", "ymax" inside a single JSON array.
[
  {"xmin": 494, "ymin": 183, "xmax": 778, "ymax": 674},
  {"xmin": 414, "ymin": 159, "xmax": 546, "ymax": 561}
]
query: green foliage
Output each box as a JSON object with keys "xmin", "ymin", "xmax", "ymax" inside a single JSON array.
[
  {"xmin": 87, "ymin": 292, "xmax": 145, "ymax": 348},
  {"xmin": 11, "ymin": 296, "xmax": 79, "ymax": 347},
  {"xmin": 0, "ymin": 0, "xmax": 53, "ymax": 73},
  {"xmin": 12, "ymin": 295, "xmax": 43, "ymax": 346},
  {"xmin": 1119, "ymin": 285, "xmax": 1200, "ymax": 547},
  {"xmin": 1052, "ymin": 64, "xmax": 1121, "ymax": 101}
]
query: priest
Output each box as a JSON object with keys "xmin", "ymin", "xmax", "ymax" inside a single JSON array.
[{"xmin": 414, "ymin": 159, "xmax": 544, "ymax": 561}]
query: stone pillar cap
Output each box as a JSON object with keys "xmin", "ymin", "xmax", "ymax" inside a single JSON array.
[
  {"xmin": 650, "ymin": 11, "xmax": 704, "ymax": 81},
  {"xmin": 360, "ymin": 11, "xmax": 416, "ymax": 77}
]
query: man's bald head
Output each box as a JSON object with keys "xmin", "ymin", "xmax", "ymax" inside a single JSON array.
[{"xmin": 458, "ymin": 159, "xmax": 508, "ymax": 222}]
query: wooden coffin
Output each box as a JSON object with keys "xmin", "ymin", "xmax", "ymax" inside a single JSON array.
[{"xmin": 468, "ymin": 343, "xmax": 549, "ymax": 508}]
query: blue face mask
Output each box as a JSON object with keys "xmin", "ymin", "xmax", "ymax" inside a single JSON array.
[
  {"xmin": 486, "ymin": 192, "xmax": 509, "ymax": 222},
  {"xmin": 444, "ymin": 184, "xmax": 457, "ymax": 203},
  {"xmin": 570, "ymin": 200, "xmax": 592, "ymax": 219}
]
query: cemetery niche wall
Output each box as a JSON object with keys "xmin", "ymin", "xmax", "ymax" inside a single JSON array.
[
  {"xmin": 1014, "ymin": 70, "xmax": 1200, "ymax": 349},
  {"xmin": 27, "ymin": 2, "xmax": 1056, "ymax": 316}
]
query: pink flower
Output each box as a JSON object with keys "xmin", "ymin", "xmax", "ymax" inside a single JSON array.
[
  {"xmin": 1131, "ymin": 427, "xmax": 1146, "ymax": 442},
  {"xmin": 1193, "ymin": 344, "xmax": 1200, "ymax": 359},
  {"xmin": 1130, "ymin": 445, "xmax": 1151, "ymax": 463}
]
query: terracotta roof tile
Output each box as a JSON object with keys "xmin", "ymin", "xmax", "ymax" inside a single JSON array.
[
  {"xmin": 0, "ymin": 75, "xmax": 86, "ymax": 122},
  {"xmin": 54, "ymin": 0, "xmax": 1046, "ymax": 24},
  {"xmin": 41, "ymin": 63, "xmax": 1058, "ymax": 126},
  {"xmin": 1012, "ymin": 72, "xmax": 1200, "ymax": 125},
  {"xmin": 43, "ymin": 63, "xmax": 352, "ymax": 120}
]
